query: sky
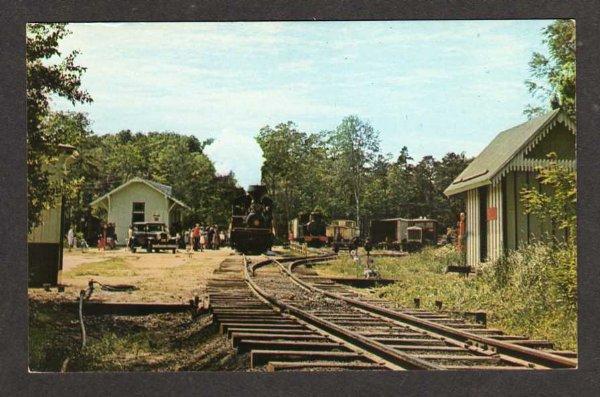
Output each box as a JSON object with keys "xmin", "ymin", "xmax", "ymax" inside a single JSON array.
[{"xmin": 51, "ymin": 20, "xmax": 552, "ymax": 188}]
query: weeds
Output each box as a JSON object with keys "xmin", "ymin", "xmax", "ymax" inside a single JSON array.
[{"xmin": 315, "ymin": 244, "xmax": 577, "ymax": 351}]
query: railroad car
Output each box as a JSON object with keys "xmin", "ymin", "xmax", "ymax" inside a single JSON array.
[
  {"xmin": 326, "ymin": 219, "xmax": 360, "ymax": 252},
  {"xmin": 289, "ymin": 211, "xmax": 328, "ymax": 247},
  {"xmin": 229, "ymin": 185, "xmax": 274, "ymax": 254},
  {"xmin": 288, "ymin": 212, "xmax": 309, "ymax": 243},
  {"xmin": 369, "ymin": 217, "xmax": 439, "ymax": 252}
]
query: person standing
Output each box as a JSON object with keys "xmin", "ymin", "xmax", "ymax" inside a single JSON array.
[
  {"xmin": 212, "ymin": 225, "xmax": 220, "ymax": 250},
  {"xmin": 207, "ymin": 226, "xmax": 214, "ymax": 250},
  {"xmin": 219, "ymin": 230, "xmax": 226, "ymax": 247},
  {"xmin": 192, "ymin": 224, "xmax": 201, "ymax": 251},
  {"xmin": 127, "ymin": 224, "xmax": 134, "ymax": 251},
  {"xmin": 199, "ymin": 226, "xmax": 206, "ymax": 252},
  {"xmin": 67, "ymin": 226, "xmax": 75, "ymax": 251}
]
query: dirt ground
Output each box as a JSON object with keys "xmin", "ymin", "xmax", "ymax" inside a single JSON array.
[
  {"xmin": 28, "ymin": 246, "xmax": 258, "ymax": 372},
  {"xmin": 29, "ymin": 247, "xmax": 240, "ymax": 303},
  {"xmin": 29, "ymin": 296, "xmax": 248, "ymax": 372}
]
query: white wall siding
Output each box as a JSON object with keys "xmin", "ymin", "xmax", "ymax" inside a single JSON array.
[
  {"xmin": 486, "ymin": 181, "xmax": 504, "ymax": 262},
  {"xmin": 465, "ymin": 189, "xmax": 480, "ymax": 267},
  {"xmin": 108, "ymin": 182, "xmax": 170, "ymax": 243}
]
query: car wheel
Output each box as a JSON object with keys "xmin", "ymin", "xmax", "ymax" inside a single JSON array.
[
  {"xmin": 172, "ymin": 248, "xmax": 176, "ymax": 254},
  {"xmin": 147, "ymin": 243, "xmax": 153, "ymax": 253}
]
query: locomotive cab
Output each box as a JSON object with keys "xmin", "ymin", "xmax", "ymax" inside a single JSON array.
[{"xmin": 304, "ymin": 211, "xmax": 327, "ymax": 247}]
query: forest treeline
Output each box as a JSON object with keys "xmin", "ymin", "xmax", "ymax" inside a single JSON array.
[
  {"xmin": 58, "ymin": 115, "xmax": 241, "ymax": 235},
  {"xmin": 256, "ymin": 117, "xmax": 472, "ymax": 238}
]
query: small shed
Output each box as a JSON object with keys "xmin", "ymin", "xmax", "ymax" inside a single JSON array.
[
  {"xmin": 90, "ymin": 177, "xmax": 190, "ymax": 244},
  {"xmin": 444, "ymin": 109, "xmax": 575, "ymax": 266},
  {"xmin": 28, "ymin": 144, "xmax": 78, "ymax": 286},
  {"xmin": 370, "ymin": 217, "xmax": 439, "ymax": 245}
]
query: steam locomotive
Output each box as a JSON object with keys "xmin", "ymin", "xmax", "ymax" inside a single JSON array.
[
  {"xmin": 288, "ymin": 211, "xmax": 328, "ymax": 247},
  {"xmin": 229, "ymin": 184, "xmax": 274, "ymax": 254}
]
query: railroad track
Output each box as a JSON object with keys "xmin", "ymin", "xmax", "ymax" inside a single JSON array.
[{"xmin": 207, "ymin": 254, "xmax": 577, "ymax": 371}]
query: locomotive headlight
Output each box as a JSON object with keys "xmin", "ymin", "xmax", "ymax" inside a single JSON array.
[{"xmin": 254, "ymin": 219, "xmax": 260, "ymax": 226}]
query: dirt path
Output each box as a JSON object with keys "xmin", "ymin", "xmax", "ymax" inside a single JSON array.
[{"xmin": 30, "ymin": 247, "xmax": 239, "ymax": 303}]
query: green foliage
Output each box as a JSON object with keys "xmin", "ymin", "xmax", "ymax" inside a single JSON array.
[
  {"xmin": 256, "ymin": 122, "xmax": 330, "ymax": 235},
  {"xmin": 27, "ymin": 23, "xmax": 92, "ymax": 231},
  {"xmin": 65, "ymin": 129, "xmax": 239, "ymax": 235},
  {"xmin": 326, "ymin": 116, "xmax": 380, "ymax": 226},
  {"xmin": 525, "ymin": 19, "xmax": 576, "ymax": 120},
  {"xmin": 256, "ymin": 117, "xmax": 471, "ymax": 238},
  {"xmin": 316, "ymin": 244, "xmax": 577, "ymax": 350},
  {"xmin": 520, "ymin": 152, "xmax": 577, "ymax": 242}
]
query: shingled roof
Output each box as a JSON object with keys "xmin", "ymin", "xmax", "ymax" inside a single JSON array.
[{"xmin": 444, "ymin": 109, "xmax": 575, "ymax": 196}]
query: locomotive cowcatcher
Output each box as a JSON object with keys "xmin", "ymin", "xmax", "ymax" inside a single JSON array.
[{"xmin": 229, "ymin": 184, "xmax": 274, "ymax": 254}]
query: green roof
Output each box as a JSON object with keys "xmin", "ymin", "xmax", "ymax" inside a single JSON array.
[{"xmin": 444, "ymin": 109, "xmax": 562, "ymax": 196}]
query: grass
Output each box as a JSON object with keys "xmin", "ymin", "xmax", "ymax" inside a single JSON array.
[
  {"xmin": 63, "ymin": 257, "xmax": 138, "ymax": 278},
  {"xmin": 314, "ymin": 245, "xmax": 577, "ymax": 351},
  {"xmin": 28, "ymin": 297, "xmax": 244, "ymax": 372}
]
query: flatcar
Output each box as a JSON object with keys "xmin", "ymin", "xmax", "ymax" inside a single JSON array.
[
  {"xmin": 229, "ymin": 185, "xmax": 274, "ymax": 254},
  {"xmin": 326, "ymin": 219, "xmax": 360, "ymax": 253},
  {"xmin": 289, "ymin": 211, "xmax": 328, "ymax": 247}
]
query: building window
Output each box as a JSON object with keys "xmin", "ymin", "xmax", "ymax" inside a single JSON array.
[{"xmin": 132, "ymin": 202, "xmax": 145, "ymax": 223}]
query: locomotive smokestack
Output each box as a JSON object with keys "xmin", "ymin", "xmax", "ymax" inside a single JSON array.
[{"xmin": 247, "ymin": 185, "xmax": 267, "ymax": 201}]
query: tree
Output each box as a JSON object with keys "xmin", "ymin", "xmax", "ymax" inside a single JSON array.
[
  {"xmin": 434, "ymin": 152, "xmax": 472, "ymax": 226},
  {"xmin": 256, "ymin": 122, "xmax": 325, "ymax": 236},
  {"xmin": 326, "ymin": 116, "xmax": 380, "ymax": 227},
  {"xmin": 525, "ymin": 19, "xmax": 576, "ymax": 120},
  {"xmin": 27, "ymin": 23, "xmax": 92, "ymax": 231},
  {"xmin": 520, "ymin": 152, "xmax": 577, "ymax": 304},
  {"xmin": 520, "ymin": 152, "xmax": 577, "ymax": 242}
]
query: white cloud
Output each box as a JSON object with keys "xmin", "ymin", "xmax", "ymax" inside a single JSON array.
[{"xmin": 203, "ymin": 129, "xmax": 264, "ymax": 187}]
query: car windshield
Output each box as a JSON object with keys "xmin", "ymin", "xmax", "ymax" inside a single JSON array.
[{"xmin": 146, "ymin": 224, "xmax": 165, "ymax": 232}]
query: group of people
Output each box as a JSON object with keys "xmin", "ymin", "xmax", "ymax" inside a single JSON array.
[
  {"xmin": 188, "ymin": 224, "xmax": 226, "ymax": 252},
  {"xmin": 98, "ymin": 222, "xmax": 117, "ymax": 250},
  {"xmin": 66, "ymin": 225, "xmax": 89, "ymax": 252}
]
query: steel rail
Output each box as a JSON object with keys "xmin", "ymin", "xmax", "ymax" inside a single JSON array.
[
  {"xmin": 283, "ymin": 256, "xmax": 577, "ymax": 369},
  {"xmin": 244, "ymin": 256, "xmax": 443, "ymax": 370}
]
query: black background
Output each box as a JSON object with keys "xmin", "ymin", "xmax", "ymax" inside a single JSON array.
[{"xmin": 1, "ymin": 1, "xmax": 599, "ymax": 395}]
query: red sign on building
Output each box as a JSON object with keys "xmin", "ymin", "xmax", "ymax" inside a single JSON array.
[{"xmin": 487, "ymin": 207, "xmax": 497, "ymax": 221}]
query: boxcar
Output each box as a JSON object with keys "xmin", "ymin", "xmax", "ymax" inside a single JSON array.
[
  {"xmin": 326, "ymin": 219, "xmax": 360, "ymax": 252},
  {"xmin": 369, "ymin": 217, "xmax": 439, "ymax": 251}
]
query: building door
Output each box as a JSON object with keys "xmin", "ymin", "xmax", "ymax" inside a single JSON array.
[{"xmin": 478, "ymin": 186, "xmax": 488, "ymax": 262}]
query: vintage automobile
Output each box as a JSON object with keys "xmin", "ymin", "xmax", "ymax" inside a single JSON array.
[{"xmin": 130, "ymin": 222, "xmax": 178, "ymax": 253}]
